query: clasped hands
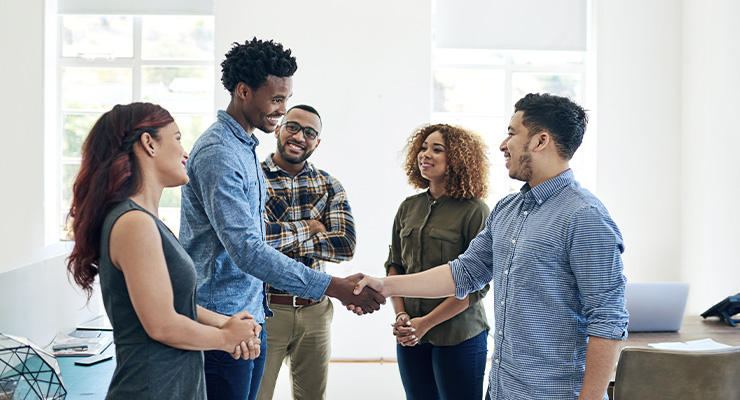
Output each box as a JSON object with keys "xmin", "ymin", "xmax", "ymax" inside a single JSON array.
[{"xmin": 221, "ymin": 310, "xmax": 262, "ymax": 360}]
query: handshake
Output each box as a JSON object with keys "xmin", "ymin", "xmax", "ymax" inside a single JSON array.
[{"xmin": 325, "ymin": 273, "xmax": 388, "ymax": 316}]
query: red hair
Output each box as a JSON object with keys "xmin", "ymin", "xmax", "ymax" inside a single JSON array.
[{"xmin": 67, "ymin": 102, "xmax": 173, "ymax": 300}]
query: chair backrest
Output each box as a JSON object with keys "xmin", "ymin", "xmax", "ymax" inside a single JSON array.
[{"xmin": 613, "ymin": 346, "xmax": 740, "ymax": 400}]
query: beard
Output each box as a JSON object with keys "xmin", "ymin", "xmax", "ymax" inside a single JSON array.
[{"xmin": 277, "ymin": 138, "xmax": 315, "ymax": 164}]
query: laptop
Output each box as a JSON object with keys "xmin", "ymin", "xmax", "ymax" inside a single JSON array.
[{"xmin": 625, "ymin": 282, "xmax": 690, "ymax": 332}]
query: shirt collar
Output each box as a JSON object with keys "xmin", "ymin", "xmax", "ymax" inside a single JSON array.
[
  {"xmin": 263, "ymin": 153, "xmax": 315, "ymax": 175},
  {"xmin": 217, "ymin": 110, "xmax": 260, "ymax": 147},
  {"xmin": 425, "ymin": 189, "xmax": 449, "ymax": 203},
  {"xmin": 520, "ymin": 169, "xmax": 575, "ymax": 205}
]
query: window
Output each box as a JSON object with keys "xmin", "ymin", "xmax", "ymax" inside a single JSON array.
[
  {"xmin": 431, "ymin": 48, "xmax": 593, "ymax": 205},
  {"xmin": 57, "ymin": 14, "xmax": 215, "ymax": 238}
]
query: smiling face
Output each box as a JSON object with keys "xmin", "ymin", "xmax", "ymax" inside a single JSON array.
[
  {"xmin": 501, "ymin": 111, "xmax": 534, "ymax": 183},
  {"xmin": 274, "ymin": 108, "xmax": 322, "ymax": 166},
  {"xmin": 241, "ymin": 75, "xmax": 293, "ymax": 134},
  {"xmin": 153, "ymin": 121, "xmax": 189, "ymax": 187},
  {"xmin": 417, "ymin": 130, "xmax": 448, "ymax": 187}
]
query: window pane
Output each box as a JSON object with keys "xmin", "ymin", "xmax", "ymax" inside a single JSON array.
[
  {"xmin": 62, "ymin": 163, "xmax": 80, "ymax": 208},
  {"xmin": 512, "ymin": 72, "xmax": 582, "ymax": 103},
  {"xmin": 434, "ymin": 69, "xmax": 505, "ymax": 115},
  {"xmin": 61, "ymin": 15, "xmax": 133, "ymax": 58},
  {"xmin": 62, "ymin": 114, "xmax": 99, "ymax": 158},
  {"xmin": 434, "ymin": 48, "xmax": 505, "ymax": 66},
  {"xmin": 511, "ymin": 50, "xmax": 584, "ymax": 66},
  {"xmin": 62, "ymin": 67, "xmax": 132, "ymax": 110},
  {"xmin": 142, "ymin": 67, "xmax": 214, "ymax": 113},
  {"xmin": 172, "ymin": 114, "xmax": 213, "ymax": 152},
  {"xmin": 141, "ymin": 16, "xmax": 215, "ymax": 60}
]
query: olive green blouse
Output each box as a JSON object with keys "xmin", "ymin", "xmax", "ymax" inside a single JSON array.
[{"xmin": 385, "ymin": 191, "xmax": 491, "ymax": 346}]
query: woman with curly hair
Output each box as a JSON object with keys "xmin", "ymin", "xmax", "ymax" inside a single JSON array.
[
  {"xmin": 66, "ymin": 102, "xmax": 261, "ymax": 400},
  {"xmin": 386, "ymin": 124, "xmax": 491, "ymax": 400}
]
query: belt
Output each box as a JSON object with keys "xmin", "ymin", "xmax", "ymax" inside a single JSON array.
[{"xmin": 268, "ymin": 294, "xmax": 324, "ymax": 308}]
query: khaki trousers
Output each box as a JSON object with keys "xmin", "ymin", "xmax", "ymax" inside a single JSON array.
[{"xmin": 256, "ymin": 297, "xmax": 333, "ymax": 400}]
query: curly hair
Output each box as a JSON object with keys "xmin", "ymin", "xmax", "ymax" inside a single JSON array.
[
  {"xmin": 403, "ymin": 124, "xmax": 489, "ymax": 200},
  {"xmin": 221, "ymin": 37, "xmax": 298, "ymax": 94},
  {"xmin": 67, "ymin": 102, "xmax": 174, "ymax": 300}
]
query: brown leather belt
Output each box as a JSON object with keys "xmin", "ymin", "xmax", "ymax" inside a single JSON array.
[{"xmin": 268, "ymin": 294, "xmax": 324, "ymax": 308}]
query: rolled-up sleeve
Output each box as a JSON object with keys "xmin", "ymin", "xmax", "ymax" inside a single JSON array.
[
  {"xmin": 569, "ymin": 204, "xmax": 629, "ymax": 340},
  {"xmin": 450, "ymin": 212, "xmax": 495, "ymax": 300}
]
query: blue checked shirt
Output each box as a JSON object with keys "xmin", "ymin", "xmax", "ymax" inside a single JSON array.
[
  {"xmin": 261, "ymin": 155, "xmax": 356, "ymax": 274},
  {"xmin": 450, "ymin": 169, "xmax": 628, "ymax": 400},
  {"xmin": 179, "ymin": 110, "xmax": 331, "ymax": 323}
]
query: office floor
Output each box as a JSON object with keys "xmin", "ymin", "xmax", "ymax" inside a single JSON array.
[{"xmin": 270, "ymin": 360, "xmax": 492, "ymax": 399}]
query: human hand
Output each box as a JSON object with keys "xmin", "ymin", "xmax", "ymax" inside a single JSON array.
[
  {"xmin": 326, "ymin": 274, "xmax": 386, "ymax": 314},
  {"xmin": 391, "ymin": 312, "xmax": 416, "ymax": 346},
  {"xmin": 307, "ymin": 219, "xmax": 327, "ymax": 236},
  {"xmin": 221, "ymin": 311, "xmax": 261, "ymax": 359},
  {"xmin": 352, "ymin": 275, "xmax": 390, "ymax": 298}
]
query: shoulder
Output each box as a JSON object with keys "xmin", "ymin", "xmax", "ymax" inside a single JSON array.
[{"xmin": 109, "ymin": 208, "xmax": 161, "ymax": 250}]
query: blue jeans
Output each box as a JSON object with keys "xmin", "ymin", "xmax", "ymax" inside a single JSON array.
[
  {"xmin": 397, "ymin": 330, "xmax": 488, "ymax": 400},
  {"xmin": 204, "ymin": 326, "xmax": 268, "ymax": 400}
]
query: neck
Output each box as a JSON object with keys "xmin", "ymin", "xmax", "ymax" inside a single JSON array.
[
  {"xmin": 129, "ymin": 184, "xmax": 163, "ymax": 218},
  {"xmin": 527, "ymin": 161, "xmax": 570, "ymax": 188},
  {"xmin": 428, "ymin": 180, "xmax": 445, "ymax": 199},
  {"xmin": 272, "ymin": 153, "xmax": 305, "ymax": 177},
  {"xmin": 225, "ymin": 101, "xmax": 255, "ymax": 136}
]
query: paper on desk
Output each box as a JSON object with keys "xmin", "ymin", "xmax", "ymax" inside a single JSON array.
[
  {"xmin": 46, "ymin": 332, "xmax": 112, "ymax": 357},
  {"xmin": 648, "ymin": 338, "xmax": 731, "ymax": 351}
]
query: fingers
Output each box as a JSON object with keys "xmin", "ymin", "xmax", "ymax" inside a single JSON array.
[
  {"xmin": 353, "ymin": 277, "xmax": 369, "ymax": 295},
  {"xmin": 247, "ymin": 339, "xmax": 261, "ymax": 359},
  {"xmin": 231, "ymin": 343, "xmax": 242, "ymax": 359},
  {"xmin": 233, "ymin": 310, "xmax": 255, "ymax": 320}
]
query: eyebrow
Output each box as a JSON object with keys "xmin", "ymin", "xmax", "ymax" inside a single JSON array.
[{"xmin": 424, "ymin": 141, "xmax": 446, "ymax": 148}]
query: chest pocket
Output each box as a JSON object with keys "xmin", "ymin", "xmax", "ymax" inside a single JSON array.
[
  {"xmin": 428, "ymin": 228, "xmax": 464, "ymax": 266},
  {"xmin": 399, "ymin": 226, "xmax": 415, "ymax": 270},
  {"xmin": 265, "ymin": 196, "xmax": 290, "ymax": 221}
]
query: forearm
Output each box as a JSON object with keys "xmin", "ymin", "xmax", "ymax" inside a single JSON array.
[
  {"xmin": 579, "ymin": 336, "xmax": 621, "ymax": 400},
  {"xmin": 418, "ymin": 295, "xmax": 470, "ymax": 329},
  {"xmin": 387, "ymin": 266, "xmax": 407, "ymax": 314},
  {"xmin": 145, "ymin": 312, "xmax": 229, "ymax": 352},
  {"xmin": 265, "ymin": 220, "xmax": 310, "ymax": 253},
  {"xmin": 385, "ymin": 264, "xmax": 456, "ymax": 298},
  {"xmin": 196, "ymin": 305, "xmax": 229, "ymax": 328}
]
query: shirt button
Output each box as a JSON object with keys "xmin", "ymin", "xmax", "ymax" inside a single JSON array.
[
  {"xmin": 511, "ymin": 239, "xmax": 516, "ymax": 244},
  {"xmin": 523, "ymin": 211, "xmax": 528, "ymax": 215},
  {"xmin": 504, "ymin": 270, "xmax": 509, "ymax": 275},
  {"xmin": 498, "ymin": 330, "xmax": 503, "ymax": 335},
  {"xmin": 501, "ymin": 300, "xmax": 505, "ymax": 305},
  {"xmin": 495, "ymin": 359, "xmax": 500, "ymax": 364},
  {"xmin": 538, "ymin": 200, "xmax": 543, "ymax": 204}
]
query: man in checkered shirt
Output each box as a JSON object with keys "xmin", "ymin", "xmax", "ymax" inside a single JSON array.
[{"xmin": 256, "ymin": 104, "xmax": 356, "ymax": 400}]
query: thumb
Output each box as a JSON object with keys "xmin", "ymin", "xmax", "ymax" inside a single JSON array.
[
  {"xmin": 353, "ymin": 278, "xmax": 367, "ymax": 295},
  {"xmin": 233, "ymin": 310, "xmax": 254, "ymax": 320}
]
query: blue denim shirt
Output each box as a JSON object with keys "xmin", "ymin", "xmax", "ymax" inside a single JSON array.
[
  {"xmin": 451, "ymin": 169, "xmax": 628, "ymax": 400},
  {"xmin": 180, "ymin": 110, "xmax": 331, "ymax": 322}
]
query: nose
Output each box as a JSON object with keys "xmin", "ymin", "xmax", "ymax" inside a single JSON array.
[
  {"xmin": 184, "ymin": 151, "xmax": 189, "ymax": 160},
  {"xmin": 277, "ymin": 102, "xmax": 287, "ymax": 115},
  {"xmin": 499, "ymin": 137, "xmax": 509, "ymax": 152}
]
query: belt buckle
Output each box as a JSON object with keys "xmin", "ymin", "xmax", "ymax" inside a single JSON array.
[{"xmin": 292, "ymin": 296, "xmax": 300, "ymax": 308}]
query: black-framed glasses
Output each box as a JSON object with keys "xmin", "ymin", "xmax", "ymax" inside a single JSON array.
[{"xmin": 281, "ymin": 121, "xmax": 319, "ymax": 140}]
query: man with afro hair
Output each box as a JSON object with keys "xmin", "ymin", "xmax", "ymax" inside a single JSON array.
[{"xmin": 180, "ymin": 37, "xmax": 384, "ymax": 400}]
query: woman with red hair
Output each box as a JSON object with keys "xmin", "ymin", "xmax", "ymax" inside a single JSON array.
[{"xmin": 67, "ymin": 102, "xmax": 261, "ymax": 399}]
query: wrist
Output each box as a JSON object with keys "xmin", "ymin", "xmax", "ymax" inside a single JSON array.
[{"xmin": 395, "ymin": 311, "xmax": 409, "ymax": 320}]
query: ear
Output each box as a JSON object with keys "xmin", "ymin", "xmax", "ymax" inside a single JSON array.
[
  {"xmin": 531, "ymin": 132, "xmax": 551, "ymax": 153},
  {"xmin": 139, "ymin": 132, "xmax": 156, "ymax": 156},
  {"xmin": 235, "ymin": 82, "xmax": 251, "ymax": 101},
  {"xmin": 314, "ymin": 137, "xmax": 321, "ymax": 150},
  {"xmin": 274, "ymin": 124, "xmax": 281, "ymax": 139}
]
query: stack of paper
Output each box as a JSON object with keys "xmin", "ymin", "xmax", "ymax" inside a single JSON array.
[
  {"xmin": 46, "ymin": 332, "xmax": 112, "ymax": 357},
  {"xmin": 647, "ymin": 338, "xmax": 731, "ymax": 351}
]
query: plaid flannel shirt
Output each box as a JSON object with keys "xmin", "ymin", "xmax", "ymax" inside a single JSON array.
[{"xmin": 261, "ymin": 155, "xmax": 356, "ymax": 285}]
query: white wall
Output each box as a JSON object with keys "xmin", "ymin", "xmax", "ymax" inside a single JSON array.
[
  {"xmin": 680, "ymin": 0, "xmax": 740, "ymax": 314},
  {"xmin": 214, "ymin": 0, "xmax": 432, "ymax": 358},
  {"xmin": 3, "ymin": 0, "xmax": 740, "ymax": 354}
]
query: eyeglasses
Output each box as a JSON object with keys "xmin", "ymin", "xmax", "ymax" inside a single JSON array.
[{"xmin": 281, "ymin": 121, "xmax": 319, "ymax": 140}]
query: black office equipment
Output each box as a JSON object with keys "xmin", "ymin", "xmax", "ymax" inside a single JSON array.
[
  {"xmin": 701, "ymin": 293, "xmax": 740, "ymax": 327},
  {"xmin": 74, "ymin": 354, "xmax": 113, "ymax": 366}
]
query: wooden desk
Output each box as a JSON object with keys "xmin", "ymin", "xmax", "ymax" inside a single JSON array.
[
  {"xmin": 620, "ymin": 316, "xmax": 740, "ymax": 349},
  {"xmin": 607, "ymin": 316, "xmax": 740, "ymax": 399}
]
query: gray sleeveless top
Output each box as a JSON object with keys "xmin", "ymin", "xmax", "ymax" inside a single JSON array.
[{"xmin": 98, "ymin": 199, "xmax": 206, "ymax": 400}]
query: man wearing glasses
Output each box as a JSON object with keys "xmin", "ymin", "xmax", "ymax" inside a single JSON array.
[{"xmin": 256, "ymin": 104, "xmax": 356, "ymax": 400}]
